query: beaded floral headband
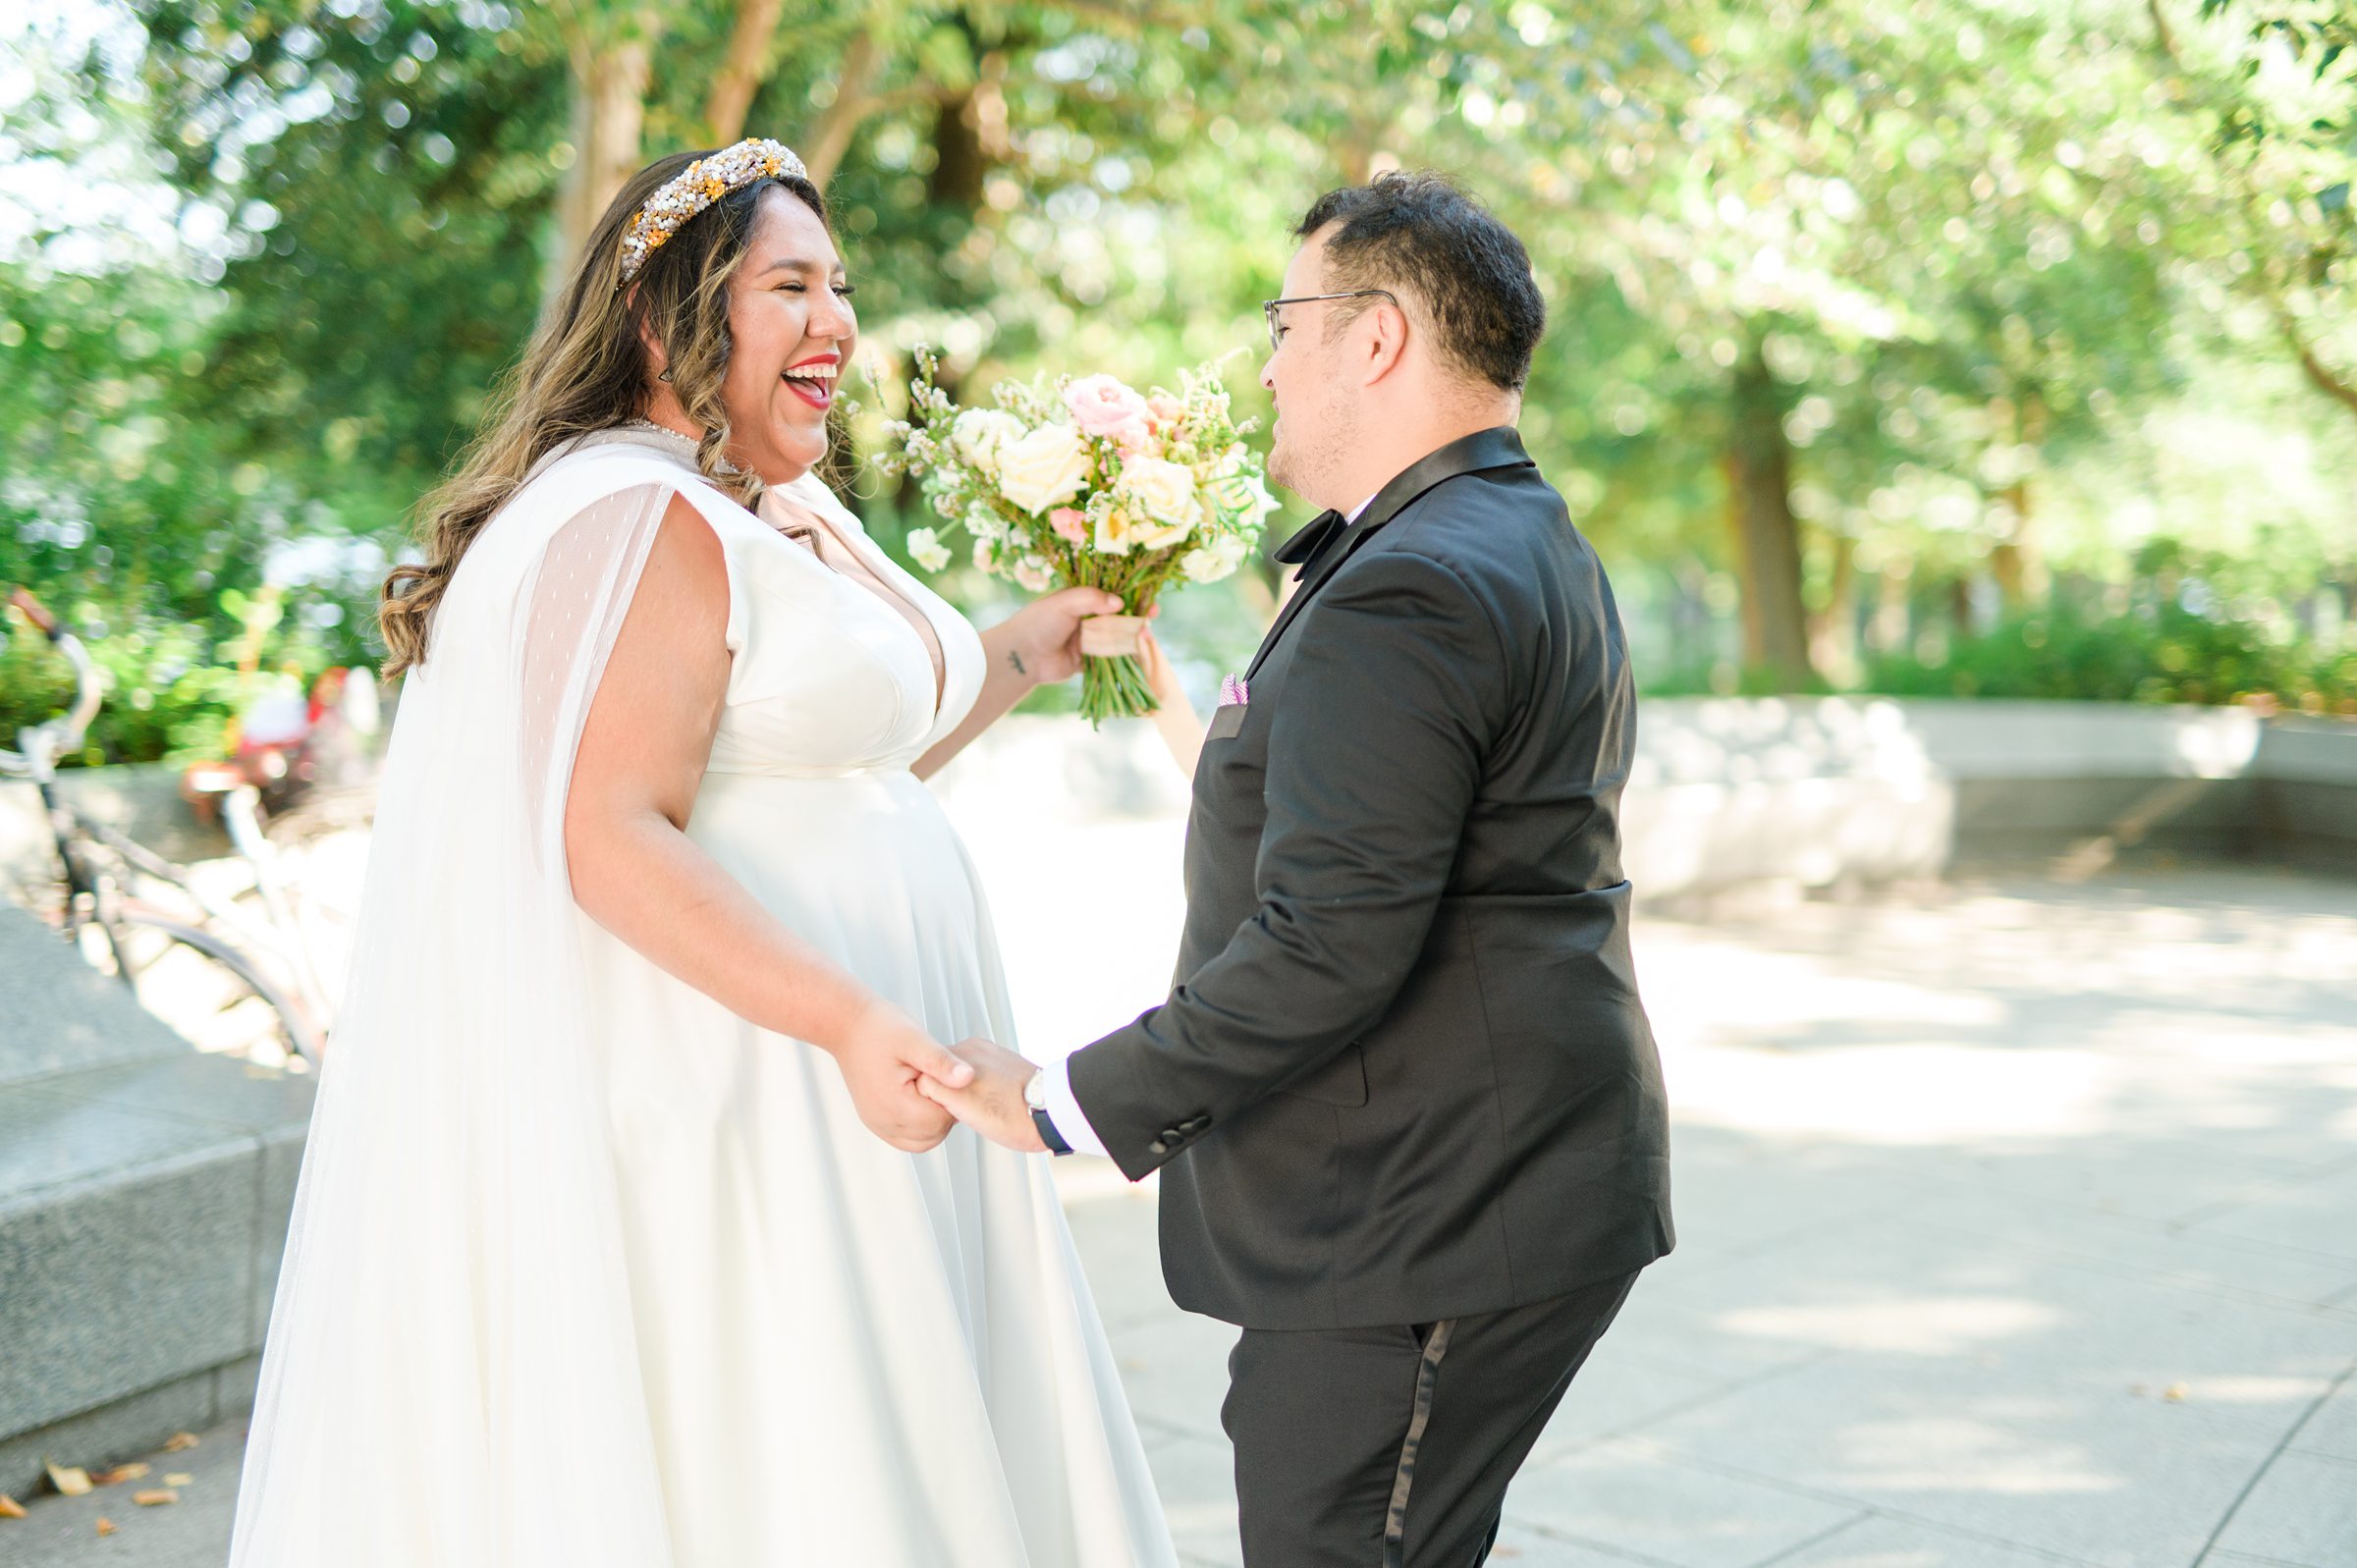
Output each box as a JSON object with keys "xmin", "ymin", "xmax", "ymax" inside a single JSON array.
[{"xmin": 618, "ymin": 138, "xmax": 809, "ymax": 285}]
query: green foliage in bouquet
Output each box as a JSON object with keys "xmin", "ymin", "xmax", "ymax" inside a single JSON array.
[{"xmin": 874, "ymin": 348, "xmax": 1280, "ymax": 725}]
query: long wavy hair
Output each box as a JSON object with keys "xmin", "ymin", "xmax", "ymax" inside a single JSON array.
[{"xmin": 378, "ymin": 150, "xmax": 829, "ymax": 676}]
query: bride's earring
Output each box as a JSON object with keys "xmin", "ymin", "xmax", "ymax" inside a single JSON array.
[{"xmin": 658, "ymin": 367, "xmax": 674, "ymax": 383}]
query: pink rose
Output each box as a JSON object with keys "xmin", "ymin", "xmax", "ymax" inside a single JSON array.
[
  {"xmin": 1146, "ymin": 394, "xmax": 1184, "ymax": 429},
  {"xmin": 1065, "ymin": 374, "xmax": 1152, "ymax": 443},
  {"xmin": 1049, "ymin": 507, "xmax": 1088, "ymax": 543}
]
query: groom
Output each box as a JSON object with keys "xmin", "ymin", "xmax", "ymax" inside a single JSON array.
[{"xmin": 931, "ymin": 172, "xmax": 1673, "ymax": 1567}]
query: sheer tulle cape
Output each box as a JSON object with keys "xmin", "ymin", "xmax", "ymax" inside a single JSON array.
[{"xmin": 230, "ymin": 449, "xmax": 724, "ymax": 1565}]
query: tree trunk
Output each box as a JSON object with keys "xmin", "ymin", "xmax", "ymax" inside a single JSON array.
[
  {"xmin": 1990, "ymin": 394, "xmax": 2048, "ymax": 609},
  {"xmin": 1723, "ymin": 340, "xmax": 1814, "ymax": 689},
  {"xmin": 1871, "ymin": 554, "xmax": 1912, "ymax": 661},
  {"xmin": 551, "ymin": 17, "xmax": 659, "ymax": 295},
  {"xmin": 929, "ymin": 89, "xmax": 988, "ymax": 209},
  {"xmin": 1808, "ymin": 532, "xmax": 1858, "ymax": 686}
]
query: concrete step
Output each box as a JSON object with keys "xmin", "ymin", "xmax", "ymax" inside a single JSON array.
[{"xmin": 0, "ymin": 906, "xmax": 312, "ymax": 1499}]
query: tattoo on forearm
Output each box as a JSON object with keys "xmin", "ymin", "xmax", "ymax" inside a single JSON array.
[{"xmin": 1009, "ymin": 650, "xmax": 1027, "ymax": 676}]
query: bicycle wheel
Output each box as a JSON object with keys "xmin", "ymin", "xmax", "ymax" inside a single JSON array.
[{"xmin": 82, "ymin": 905, "xmax": 323, "ymax": 1067}]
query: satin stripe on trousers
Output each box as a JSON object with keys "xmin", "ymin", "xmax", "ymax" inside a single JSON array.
[{"xmin": 1223, "ymin": 1271, "xmax": 1641, "ymax": 1568}]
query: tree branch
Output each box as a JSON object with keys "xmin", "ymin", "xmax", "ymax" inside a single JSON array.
[
  {"xmin": 802, "ymin": 26, "xmax": 888, "ymax": 187},
  {"xmin": 704, "ymin": 0, "xmax": 790, "ymax": 144},
  {"xmin": 2282, "ymin": 306, "xmax": 2357, "ymax": 420},
  {"xmin": 2146, "ymin": 0, "xmax": 2183, "ymax": 69},
  {"xmin": 1047, "ymin": 0, "xmax": 1216, "ymax": 36}
]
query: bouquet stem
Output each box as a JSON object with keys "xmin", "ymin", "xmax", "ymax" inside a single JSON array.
[{"xmin": 1079, "ymin": 653, "xmax": 1159, "ymax": 727}]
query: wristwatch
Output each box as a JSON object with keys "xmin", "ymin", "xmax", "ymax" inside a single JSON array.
[{"xmin": 1022, "ymin": 1071, "xmax": 1073, "ymax": 1156}]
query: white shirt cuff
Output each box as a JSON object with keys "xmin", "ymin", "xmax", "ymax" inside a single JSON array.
[{"xmin": 1040, "ymin": 1054, "xmax": 1112, "ymax": 1159}]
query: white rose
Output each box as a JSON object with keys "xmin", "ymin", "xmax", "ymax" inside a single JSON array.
[
  {"xmin": 1093, "ymin": 508, "xmax": 1137, "ymax": 556},
  {"xmin": 1180, "ymin": 532, "xmax": 1249, "ymax": 583},
  {"xmin": 905, "ymin": 527, "xmax": 952, "ymax": 572},
  {"xmin": 950, "ymin": 408, "xmax": 1026, "ymax": 474},
  {"xmin": 996, "ymin": 423, "xmax": 1092, "ymax": 514},
  {"xmin": 1115, "ymin": 455, "xmax": 1198, "ymax": 529},
  {"xmin": 1133, "ymin": 513, "xmax": 1193, "ymax": 551}
]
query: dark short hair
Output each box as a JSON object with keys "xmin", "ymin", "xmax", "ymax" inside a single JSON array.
[{"xmin": 1295, "ymin": 172, "xmax": 1544, "ymax": 393}]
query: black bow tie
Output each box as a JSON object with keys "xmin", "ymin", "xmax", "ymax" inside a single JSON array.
[{"xmin": 1271, "ymin": 510, "xmax": 1348, "ymax": 578}]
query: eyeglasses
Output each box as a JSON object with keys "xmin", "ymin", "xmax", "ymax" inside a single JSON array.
[{"xmin": 1261, "ymin": 290, "xmax": 1399, "ymax": 353}]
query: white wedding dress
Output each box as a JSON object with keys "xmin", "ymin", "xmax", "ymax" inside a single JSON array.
[{"xmin": 229, "ymin": 430, "xmax": 1176, "ymax": 1568}]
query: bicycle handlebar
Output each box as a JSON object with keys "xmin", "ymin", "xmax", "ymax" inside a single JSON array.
[
  {"xmin": 8, "ymin": 586, "xmax": 63, "ymax": 642},
  {"xmin": 5, "ymin": 587, "xmax": 102, "ymax": 770}
]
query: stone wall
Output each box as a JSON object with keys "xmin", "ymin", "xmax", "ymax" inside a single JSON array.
[{"xmin": 927, "ymin": 699, "xmax": 2357, "ymax": 897}]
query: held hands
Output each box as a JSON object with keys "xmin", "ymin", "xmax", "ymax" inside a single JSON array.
[
  {"xmin": 917, "ymin": 1038, "xmax": 1049, "ymax": 1154},
  {"xmin": 834, "ymin": 1001, "xmax": 976, "ymax": 1153},
  {"xmin": 998, "ymin": 588, "xmax": 1126, "ymax": 688}
]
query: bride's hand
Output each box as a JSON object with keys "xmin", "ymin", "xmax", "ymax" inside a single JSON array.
[
  {"xmin": 1136, "ymin": 621, "xmax": 1189, "ymax": 711},
  {"xmin": 996, "ymin": 587, "xmax": 1125, "ymax": 687},
  {"xmin": 832, "ymin": 1002, "xmax": 973, "ymax": 1153}
]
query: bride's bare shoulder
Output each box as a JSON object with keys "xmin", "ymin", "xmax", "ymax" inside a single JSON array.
[{"xmin": 637, "ymin": 492, "xmax": 731, "ymax": 618}]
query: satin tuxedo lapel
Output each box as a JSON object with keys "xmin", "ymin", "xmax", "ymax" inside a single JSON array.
[{"xmin": 1244, "ymin": 427, "xmax": 1537, "ymax": 681}]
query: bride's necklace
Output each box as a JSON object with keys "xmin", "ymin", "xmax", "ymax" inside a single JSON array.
[
  {"xmin": 608, "ymin": 419, "xmax": 822, "ymax": 547},
  {"xmin": 617, "ymin": 418, "xmax": 822, "ymax": 548},
  {"xmin": 617, "ymin": 418, "xmax": 744, "ymax": 478}
]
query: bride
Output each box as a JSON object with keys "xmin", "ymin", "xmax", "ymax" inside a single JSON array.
[{"xmin": 228, "ymin": 138, "xmax": 1177, "ymax": 1568}]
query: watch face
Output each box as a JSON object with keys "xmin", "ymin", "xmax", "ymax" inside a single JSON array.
[{"xmin": 1022, "ymin": 1071, "xmax": 1047, "ymax": 1111}]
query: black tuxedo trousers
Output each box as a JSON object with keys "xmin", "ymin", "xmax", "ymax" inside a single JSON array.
[{"xmin": 1226, "ymin": 1270, "xmax": 1638, "ymax": 1568}]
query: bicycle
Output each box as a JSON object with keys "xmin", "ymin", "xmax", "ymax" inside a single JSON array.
[{"xmin": 2, "ymin": 587, "xmax": 329, "ymax": 1065}]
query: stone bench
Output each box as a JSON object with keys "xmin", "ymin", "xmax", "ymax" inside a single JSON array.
[{"xmin": 0, "ymin": 905, "xmax": 312, "ymax": 1498}]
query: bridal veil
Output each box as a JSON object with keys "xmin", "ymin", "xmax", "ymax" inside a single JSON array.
[{"xmin": 230, "ymin": 446, "xmax": 719, "ymax": 1565}]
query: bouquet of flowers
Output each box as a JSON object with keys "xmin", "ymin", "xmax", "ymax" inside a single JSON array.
[{"xmin": 873, "ymin": 348, "xmax": 1281, "ymax": 725}]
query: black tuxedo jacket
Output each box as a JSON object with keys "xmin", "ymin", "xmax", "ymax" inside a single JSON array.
[{"xmin": 1067, "ymin": 426, "xmax": 1673, "ymax": 1330}]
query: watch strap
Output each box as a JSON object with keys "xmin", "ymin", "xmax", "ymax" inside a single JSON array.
[{"xmin": 1030, "ymin": 1105, "xmax": 1073, "ymax": 1156}]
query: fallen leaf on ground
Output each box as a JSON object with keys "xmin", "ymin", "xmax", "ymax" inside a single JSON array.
[
  {"xmin": 161, "ymin": 1432, "xmax": 199, "ymax": 1452},
  {"xmin": 132, "ymin": 1489, "xmax": 179, "ymax": 1507},
  {"xmin": 0, "ymin": 1495, "xmax": 26, "ymax": 1519},
  {"xmin": 163, "ymin": 1473, "xmax": 193, "ymax": 1487},
  {"xmin": 46, "ymin": 1463, "xmax": 91, "ymax": 1497},
  {"xmin": 95, "ymin": 1517, "xmax": 117, "ymax": 1536},
  {"xmin": 92, "ymin": 1462, "xmax": 149, "ymax": 1486}
]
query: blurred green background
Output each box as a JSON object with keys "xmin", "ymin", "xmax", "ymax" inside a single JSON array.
[{"xmin": 2, "ymin": 0, "xmax": 2352, "ymax": 762}]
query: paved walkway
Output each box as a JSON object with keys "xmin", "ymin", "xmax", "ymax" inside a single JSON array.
[{"xmin": 9, "ymin": 862, "xmax": 2355, "ymax": 1566}]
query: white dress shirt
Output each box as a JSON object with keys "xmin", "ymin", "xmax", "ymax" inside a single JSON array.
[{"xmin": 1036, "ymin": 492, "xmax": 1379, "ymax": 1162}]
